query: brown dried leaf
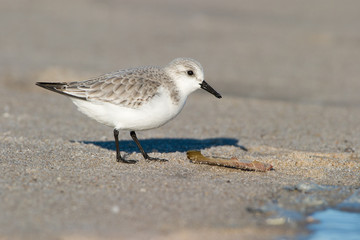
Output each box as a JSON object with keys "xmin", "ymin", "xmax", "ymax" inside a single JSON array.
[{"xmin": 187, "ymin": 150, "xmax": 273, "ymax": 172}]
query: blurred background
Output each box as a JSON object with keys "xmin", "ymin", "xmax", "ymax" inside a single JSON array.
[{"xmin": 1, "ymin": 0, "xmax": 360, "ymax": 106}]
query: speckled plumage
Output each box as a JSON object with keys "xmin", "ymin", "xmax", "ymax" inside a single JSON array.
[{"xmin": 48, "ymin": 66, "xmax": 180, "ymax": 108}]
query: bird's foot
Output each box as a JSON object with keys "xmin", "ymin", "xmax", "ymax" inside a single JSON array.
[
  {"xmin": 117, "ymin": 158, "xmax": 138, "ymax": 164},
  {"xmin": 145, "ymin": 156, "xmax": 168, "ymax": 162}
]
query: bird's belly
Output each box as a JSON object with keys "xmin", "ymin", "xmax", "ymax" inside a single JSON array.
[{"xmin": 71, "ymin": 94, "xmax": 186, "ymax": 131}]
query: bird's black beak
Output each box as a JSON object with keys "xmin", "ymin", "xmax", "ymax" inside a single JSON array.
[{"xmin": 200, "ymin": 80, "xmax": 222, "ymax": 98}]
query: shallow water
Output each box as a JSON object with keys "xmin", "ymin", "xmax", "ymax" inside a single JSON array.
[{"xmin": 307, "ymin": 209, "xmax": 360, "ymax": 240}]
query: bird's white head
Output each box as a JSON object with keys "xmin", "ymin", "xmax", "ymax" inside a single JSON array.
[{"xmin": 165, "ymin": 58, "xmax": 222, "ymax": 99}]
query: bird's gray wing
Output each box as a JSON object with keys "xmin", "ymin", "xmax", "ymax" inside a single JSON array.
[{"xmin": 63, "ymin": 67, "xmax": 165, "ymax": 108}]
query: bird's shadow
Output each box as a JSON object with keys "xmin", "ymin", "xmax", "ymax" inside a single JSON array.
[{"xmin": 80, "ymin": 137, "xmax": 247, "ymax": 153}]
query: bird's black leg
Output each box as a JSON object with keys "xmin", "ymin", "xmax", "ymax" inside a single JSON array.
[
  {"xmin": 130, "ymin": 131, "xmax": 167, "ymax": 161},
  {"xmin": 114, "ymin": 129, "xmax": 137, "ymax": 164}
]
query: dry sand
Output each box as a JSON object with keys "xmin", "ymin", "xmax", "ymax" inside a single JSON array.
[{"xmin": 1, "ymin": 1, "xmax": 360, "ymax": 239}]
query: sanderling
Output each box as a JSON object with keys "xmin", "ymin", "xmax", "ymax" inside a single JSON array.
[{"xmin": 36, "ymin": 58, "xmax": 222, "ymax": 163}]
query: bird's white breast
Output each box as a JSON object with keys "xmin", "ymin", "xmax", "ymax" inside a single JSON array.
[{"xmin": 71, "ymin": 86, "xmax": 187, "ymax": 131}]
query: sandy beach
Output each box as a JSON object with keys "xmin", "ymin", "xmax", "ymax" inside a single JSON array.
[{"xmin": 1, "ymin": 1, "xmax": 360, "ymax": 239}]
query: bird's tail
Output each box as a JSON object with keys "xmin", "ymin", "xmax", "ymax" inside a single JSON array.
[
  {"xmin": 35, "ymin": 82, "xmax": 86, "ymax": 100},
  {"xmin": 36, "ymin": 82, "xmax": 67, "ymax": 92}
]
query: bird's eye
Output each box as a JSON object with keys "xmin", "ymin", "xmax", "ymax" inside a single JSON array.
[{"xmin": 187, "ymin": 70, "xmax": 194, "ymax": 76}]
